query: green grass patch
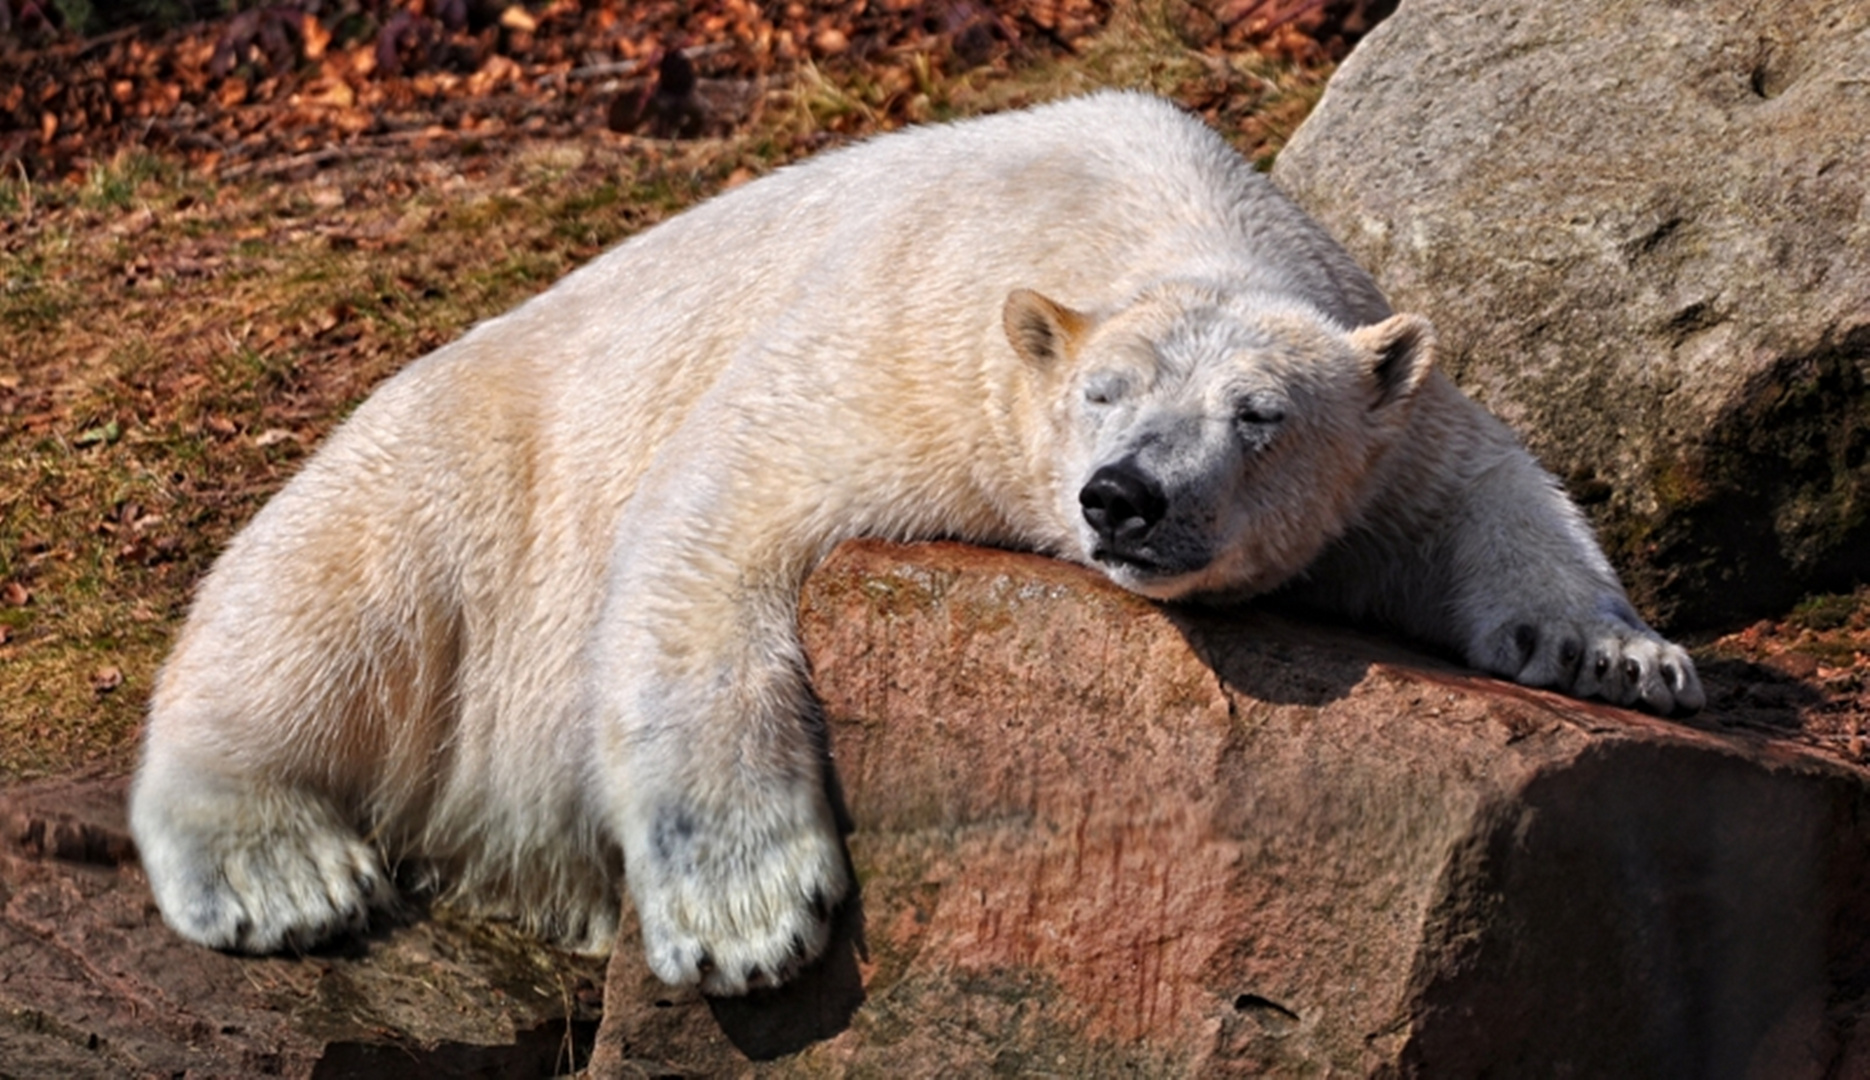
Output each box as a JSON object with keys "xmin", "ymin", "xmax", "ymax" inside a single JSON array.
[
  {"xmin": 1790, "ymin": 591, "xmax": 1863, "ymax": 632},
  {"xmin": 79, "ymin": 152, "xmax": 173, "ymax": 212}
]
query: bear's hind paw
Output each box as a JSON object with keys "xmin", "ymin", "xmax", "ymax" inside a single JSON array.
[{"xmin": 135, "ymin": 784, "xmax": 395, "ymax": 954}]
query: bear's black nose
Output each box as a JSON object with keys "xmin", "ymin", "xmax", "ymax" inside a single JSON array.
[{"xmin": 1080, "ymin": 463, "xmax": 1167, "ymax": 548}]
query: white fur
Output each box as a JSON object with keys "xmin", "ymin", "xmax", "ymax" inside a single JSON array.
[{"xmin": 130, "ymin": 92, "xmax": 1702, "ymax": 995}]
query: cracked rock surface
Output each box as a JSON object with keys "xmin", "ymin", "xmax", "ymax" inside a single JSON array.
[{"xmin": 0, "ymin": 776, "xmax": 605, "ymax": 1077}]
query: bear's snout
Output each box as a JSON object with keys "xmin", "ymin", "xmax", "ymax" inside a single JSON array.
[{"xmin": 1080, "ymin": 462, "xmax": 1167, "ymax": 561}]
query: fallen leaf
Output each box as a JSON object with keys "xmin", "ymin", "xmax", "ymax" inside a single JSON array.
[
  {"xmin": 254, "ymin": 428, "xmax": 298, "ymax": 447},
  {"xmin": 301, "ymin": 11, "xmax": 332, "ymax": 61},
  {"xmin": 813, "ymin": 27, "xmax": 850, "ymax": 55},
  {"xmin": 92, "ymin": 666, "xmax": 124, "ymax": 694},
  {"xmin": 74, "ymin": 420, "xmax": 122, "ymax": 447},
  {"xmin": 500, "ymin": 5, "xmax": 538, "ymax": 32},
  {"xmin": 3, "ymin": 582, "xmax": 30, "ymax": 607},
  {"xmin": 301, "ymin": 78, "xmax": 356, "ymax": 109}
]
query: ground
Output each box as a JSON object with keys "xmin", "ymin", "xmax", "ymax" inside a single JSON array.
[{"xmin": 0, "ymin": 0, "xmax": 1864, "ymax": 788}]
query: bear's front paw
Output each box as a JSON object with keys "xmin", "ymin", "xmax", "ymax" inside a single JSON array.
[
  {"xmin": 627, "ymin": 790, "xmax": 849, "ymax": 996},
  {"xmin": 1477, "ymin": 604, "xmax": 1704, "ymax": 716}
]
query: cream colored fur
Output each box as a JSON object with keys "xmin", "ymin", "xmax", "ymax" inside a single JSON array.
[{"xmin": 130, "ymin": 92, "xmax": 1702, "ymax": 996}]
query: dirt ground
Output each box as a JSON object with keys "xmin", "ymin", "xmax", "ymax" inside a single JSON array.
[{"xmin": 1, "ymin": 0, "xmax": 1865, "ymax": 791}]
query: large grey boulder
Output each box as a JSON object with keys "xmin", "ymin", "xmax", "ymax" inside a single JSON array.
[{"xmin": 1272, "ymin": 0, "xmax": 1870, "ymax": 629}]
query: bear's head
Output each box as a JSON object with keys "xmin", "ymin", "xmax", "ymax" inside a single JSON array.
[{"xmin": 1004, "ymin": 280, "xmax": 1435, "ymax": 602}]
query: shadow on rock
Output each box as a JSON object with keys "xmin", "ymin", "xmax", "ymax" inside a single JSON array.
[
  {"xmin": 311, "ymin": 1017, "xmax": 600, "ymax": 1079},
  {"xmin": 705, "ymin": 890, "xmax": 868, "ymax": 1060},
  {"xmin": 1400, "ymin": 741, "xmax": 1870, "ymax": 1077},
  {"xmin": 1166, "ymin": 599, "xmax": 1444, "ymax": 708},
  {"xmin": 1697, "ymin": 655, "xmax": 1828, "ymax": 730}
]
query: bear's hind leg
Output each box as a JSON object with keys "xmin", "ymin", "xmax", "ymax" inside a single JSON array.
[{"xmin": 131, "ymin": 754, "xmax": 395, "ymax": 953}]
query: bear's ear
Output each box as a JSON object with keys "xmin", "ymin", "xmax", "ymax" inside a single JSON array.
[
  {"xmin": 1350, "ymin": 313, "xmax": 1436, "ymax": 413},
  {"xmin": 1004, "ymin": 289, "xmax": 1091, "ymax": 372}
]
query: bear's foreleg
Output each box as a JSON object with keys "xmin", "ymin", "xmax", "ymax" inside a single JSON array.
[
  {"xmin": 1313, "ymin": 378, "xmax": 1703, "ymax": 714},
  {"xmin": 1433, "ymin": 446, "xmax": 1704, "ymax": 713},
  {"xmin": 588, "ymin": 497, "xmax": 850, "ymax": 996}
]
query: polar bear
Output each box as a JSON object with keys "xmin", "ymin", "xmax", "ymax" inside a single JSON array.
[{"xmin": 130, "ymin": 91, "xmax": 1702, "ymax": 996}]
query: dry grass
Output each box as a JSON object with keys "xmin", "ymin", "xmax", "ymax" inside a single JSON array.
[{"xmin": 0, "ymin": 2, "xmax": 1333, "ymax": 782}]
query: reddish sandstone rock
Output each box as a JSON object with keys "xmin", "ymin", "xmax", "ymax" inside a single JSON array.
[
  {"xmin": 593, "ymin": 540, "xmax": 1870, "ymax": 1076},
  {"xmin": 4, "ymin": 540, "xmax": 1866, "ymax": 1075}
]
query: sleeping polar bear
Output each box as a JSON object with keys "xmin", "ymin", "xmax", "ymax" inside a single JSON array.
[{"xmin": 131, "ymin": 91, "xmax": 1702, "ymax": 996}]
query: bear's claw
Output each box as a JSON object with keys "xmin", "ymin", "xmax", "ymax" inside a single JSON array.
[{"xmin": 1488, "ymin": 612, "xmax": 1703, "ymax": 715}]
